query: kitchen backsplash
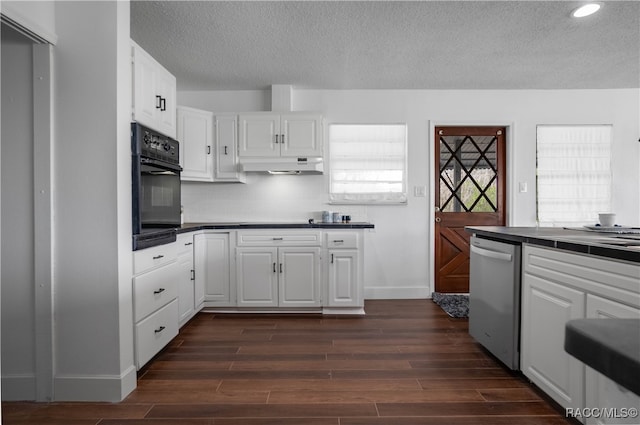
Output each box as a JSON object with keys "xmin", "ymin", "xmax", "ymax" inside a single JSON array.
[{"xmin": 181, "ymin": 177, "xmax": 369, "ymax": 224}]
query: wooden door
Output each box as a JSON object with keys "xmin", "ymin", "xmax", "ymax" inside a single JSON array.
[{"xmin": 434, "ymin": 126, "xmax": 506, "ymax": 293}]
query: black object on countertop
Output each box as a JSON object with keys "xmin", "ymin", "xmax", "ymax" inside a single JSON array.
[{"xmin": 565, "ymin": 318, "xmax": 640, "ymax": 396}]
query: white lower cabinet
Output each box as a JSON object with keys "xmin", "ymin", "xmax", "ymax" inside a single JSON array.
[
  {"xmin": 325, "ymin": 232, "xmax": 363, "ymax": 309},
  {"xmin": 521, "ymin": 244, "xmax": 640, "ymax": 423},
  {"xmin": 235, "ymin": 231, "xmax": 322, "ymax": 308},
  {"xmin": 521, "ymin": 273, "xmax": 585, "ymax": 410},
  {"xmin": 132, "ymin": 242, "xmax": 180, "ymax": 369},
  {"xmin": 195, "ymin": 232, "xmax": 233, "ymax": 306},
  {"xmin": 236, "ymin": 246, "xmax": 321, "ymax": 307},
  {"xmin": 135, "ymin": 299, "xmax": 179, "ymax": 369},
  {"xmin": 176, "ymin": 233, "xmax": 196, "ymax": 327},
  {"xmin": 585, "ymin": 294, "xmax": 640, "ymax": 425},
  {"xmin": 189, "ymin": 229, "xmax": 365, "ymax": 313}
]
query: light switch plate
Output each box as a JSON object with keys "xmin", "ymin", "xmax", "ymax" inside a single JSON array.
[
  {"xmin": 414, "ymin": 185, "xmax": 427, "ymax": 197},
  {"xmin": 519, "ymin": 182, "xmax": 528, "ymax": 193}
]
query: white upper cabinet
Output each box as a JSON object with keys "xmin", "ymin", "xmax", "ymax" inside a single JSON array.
[
  {"xmin": 177, "ymin": 107, "xmax": 245, "ymax": 183},
  {"xmin": 131, "ymin": 41, "xmax": 176, "ymax": 139},
  {"xmin": 177, "ymin": 106, "xmax": 214, "ymax": 181},
  {"xmin": 214, "ymin": 115, "xmax": 245, "ymax": 182},
  {"xmin": 238, "ymin": 113, "xmax": 322, "ymax": 158}
]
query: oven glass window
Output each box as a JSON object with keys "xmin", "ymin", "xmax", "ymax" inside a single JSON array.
[{"xmin": 140, "ymin": 169, "xmax": 181, "ymax": 226}]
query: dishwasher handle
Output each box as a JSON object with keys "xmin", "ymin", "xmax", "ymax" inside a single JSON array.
[{"xmin": 471, "ymin": 244, "xmax": 513, "ymax": 262}]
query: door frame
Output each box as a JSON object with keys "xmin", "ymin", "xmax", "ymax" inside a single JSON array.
[{"xmin": 428, "ymin": 121, "xmax": 517, "ymax": 294}]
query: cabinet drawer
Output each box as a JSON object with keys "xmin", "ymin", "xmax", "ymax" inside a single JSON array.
[
  {"xmin": 134, "ymin": 261, "xmax": 179, "ymax": 322},
  {"xmin": 135, "ymin": 299, "xmax": 178, "ymax": 369},
  {"xmin": 237, "ymin": 230, "xmax": 322, "ymax": 246},
  {"xmin": 133, "ymin": 242, "xmax": 178, "ymax": 274},
  {"xmin": 176, "ymin": 233, "xmax": 195, "ymax": 255},
  {"xmin": 326, "ymin": 232, "xmax": 359, "ymax": 249}
]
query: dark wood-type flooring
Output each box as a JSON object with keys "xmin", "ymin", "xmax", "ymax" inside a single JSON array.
[{"xmin": 3, "ymin": 299, "xmax": 576, "ymax": 424}]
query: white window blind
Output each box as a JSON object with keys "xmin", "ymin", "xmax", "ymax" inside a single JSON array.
[
  {"xmin": 329, "ymin": 124, "xmax": 407, "ymax": 204},
  {"xmin": 536, "ymin": 125, "xmax": 612, "ymax": 227}
]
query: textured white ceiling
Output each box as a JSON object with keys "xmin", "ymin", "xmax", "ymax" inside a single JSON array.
[{"xmin": 131, "ymin": 1, "xmax": 640, "ymax": 91}]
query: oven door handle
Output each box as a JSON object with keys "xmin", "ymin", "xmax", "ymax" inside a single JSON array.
[
  {"xmin": 140, "ymin": 157, "xmax": 183, "ymax": 173},
  {"xmin": 470, "ymin": 244, "xmax": 512, "ymax": 262}
]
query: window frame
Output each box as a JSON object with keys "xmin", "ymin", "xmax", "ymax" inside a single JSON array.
[
  {"xmin": 535, "ymin": 124, "xmax": 613, "ymax": 227},
  {"xmin": 328, "ymin": 122, "xmax": 408, "ymax": 205}
]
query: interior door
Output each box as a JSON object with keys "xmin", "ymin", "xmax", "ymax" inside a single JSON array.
[{"xmin": 434, "ymin": 126, "xmax": 506, "ymax": 293}]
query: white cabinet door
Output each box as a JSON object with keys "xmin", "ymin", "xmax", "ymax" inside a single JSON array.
[
  {"xmin": 215, "ymin": 115, "xmax": 245, "ymax": 182},
  {"xmin": 238, "ymin": 114, "xmax": 280, "ymax": 157},
  {"xmin": 236, "ymin": 247, "xmax": 278, "ymax": 307},
  {"xmin": 132, "ymin": 44, "xmax": 158, "ymax": 129},
  {"xmin": 521, "ymin": 273, "xmax": 585, "ymax": 412},
  {"xmin": 131, "ymin": 42, "xmax": 176, "ymax": 139},
  {"xmin": 178, "ymin": 106, "xmax": 214, "ymax": 182},
  {"xmin": 327, "ymin": 249, "xmax": 359, "ymax": 307},
  {"xmin": 279, "ymin": 247, "xmax": 321, "ymax": 307},
  {"xmin": 280, "ymin": 114, "xmax": 322, "ymax": 157},
  {"xmin": 585, "ymin": 294, "xmax": 640, "ymax": 425},
  {"xmin": 156, "ymin": 67, "xmax": 177, "ymax": 138},
  {"xmin": 195, "ymin": 233, "xmax": 231, "ymax": 306},
  {"xmin": 177, "ymin": 250, "xmax": 195, "ymax": 326}
]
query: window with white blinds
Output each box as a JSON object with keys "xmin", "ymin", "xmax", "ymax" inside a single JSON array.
[
  {"xmin": 329, "ymin": 124, "xmax": 407, "ymax": 204},
  {"xmin": 536, "ymin": 125, "xmax": 612, "ymax": 227}
]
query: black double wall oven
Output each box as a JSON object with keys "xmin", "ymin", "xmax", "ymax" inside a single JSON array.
[{"xmin": 131, "ymin": 123, "xmax": 182, "ymax": 250}]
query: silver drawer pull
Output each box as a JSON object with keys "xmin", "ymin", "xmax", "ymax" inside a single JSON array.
[
  {"xmin": 154, "ymin": 326, "xmax": 166, "ymax": 334},
  {"xmin": 152, "ymin": 254, "xmax": 164, "ymax": 260},
  {"xmin": 333, "ymin": 240, "xmax": 344, "ymax": 243},
  {"xmin": 153, "ymin": 288, "xmax": 166, "ymax": 295},
  {"xmin": 272, "ymin": 237, "xmax": 283, "ymax": 241},
  {"xmin": 184, "ymin": 242, "xmax": 193, "ymax": 246}
]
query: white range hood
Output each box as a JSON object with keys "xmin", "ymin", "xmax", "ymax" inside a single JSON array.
[{"xmin": 239, "ymin": 157, "xmax": 324, "ymax": 174}]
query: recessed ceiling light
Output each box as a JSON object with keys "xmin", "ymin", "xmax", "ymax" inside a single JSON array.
[{"xmin": 572, "ymin": 3, "xmax": 601, "ymax": 18}]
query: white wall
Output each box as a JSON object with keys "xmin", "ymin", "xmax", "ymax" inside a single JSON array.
[
  {"xmin": 1, "ymin": 25, "xmax": 37, "ymax": 400},
  {"xmin": 178, "ymin": 88, "xmax": 640, "ymax": 298},
  {"xmin": 53, "ymin": 1, "xmax": 135, "ymax": 401},
  {"xmin": 1, "ymin": 1, "xmax": 135, "ymax": 403}
]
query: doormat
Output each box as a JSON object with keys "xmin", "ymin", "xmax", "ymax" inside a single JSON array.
[{"xmin": 432, "ymin": 292, "xmax": 469, "ymax": 318}]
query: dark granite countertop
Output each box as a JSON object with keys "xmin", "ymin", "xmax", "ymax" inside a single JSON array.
[
  {"xmin": 465, "ymin": 226, "xmax": 640, "ymax": 263},
  {"xmin": 565, "ymin": 319, "xmax": 640, "ymax": 396},
  {"xmin": 177, "ymin": 221, "xmax": 375, "ymax": 234}
]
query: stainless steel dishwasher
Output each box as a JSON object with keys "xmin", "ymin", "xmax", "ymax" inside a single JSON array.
[{"xmin": 468, "ymin": 235, "xmax": 521, "ymax": 370}]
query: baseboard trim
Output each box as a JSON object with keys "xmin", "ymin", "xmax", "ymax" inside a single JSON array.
[
  {"xmin": 53, "ymin": 365, "xmax": 137, "ymax": 402},
  {"xmin": 364, "ymin": 286, "xmax": 430, "ymax": 300},
  {"xmin": 1, "ymin": 374, "xmax": 36, "ymax": 401}
]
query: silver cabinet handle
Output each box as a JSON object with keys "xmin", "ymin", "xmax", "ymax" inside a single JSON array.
[
  {"xmin": 272, "ymin": 237, "xmax": 283, "ymax": 241},
  {"xmin": 153, "ymin": 255, "xmax": 164, "ymax": 260},
  {"xmin": 275, "ymin": 134, "xmax": 279, "ymax": 144},
  {"xmin": 153, "ymin": 288, "xmax": 166, "ymax": 294},
  {"xmin": 184, "ymin": 242, "xmax": 193, "ymax": 246},
  {"xmin": 154, "ymin": 326, "xmax": 166, "ymax": 334},
  {"xmin": 331, "ymin": 254, "xmax": 334, "ymax": 264},
  {"xmin": 333, "ymin": 239, "xmax": 344, "ymax": 243},
  {"xmin": 281, "ymin": 134, "xmax": 285, "ymax": 144},
  {"xmin": 207, "ymin": 145, "xmax": 211, "ymax": 155},
  {"xmin": 224, "ymin": 145, "xmax": 228, "ymax": 155},
  {"xmin": 279, "ymin": 263, "xmax": 283, "ymax": 273},
  {"xmin": 190, "ymin": 270, "xmax": 195, "ymax": 281},
  {"xmin": 273, "ymin": 262, "xmax": 276, "ymax": 273}
]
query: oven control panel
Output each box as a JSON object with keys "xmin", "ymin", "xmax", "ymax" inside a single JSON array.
[{"xmin": 132, "ymin": 122, "xmax": 180, "ymax": 165}]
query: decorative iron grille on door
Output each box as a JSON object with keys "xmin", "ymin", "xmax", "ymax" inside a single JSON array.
[{"xmin": 438, "ymin": 133, "xmax": 500, "ymax": 213}]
